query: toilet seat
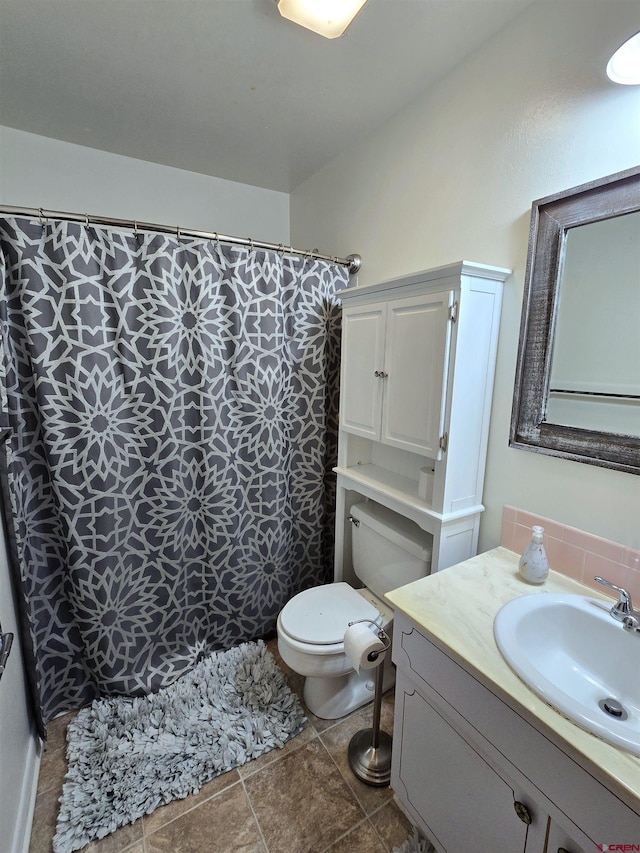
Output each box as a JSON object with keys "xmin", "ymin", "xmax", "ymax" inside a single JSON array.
[
  {"xmin": 278, "ymin": 582, "xmax": 380, "ymax": 653},
  {"xmin": 276, "ymin": 582, "xmax": 396, "ymax": 717}
]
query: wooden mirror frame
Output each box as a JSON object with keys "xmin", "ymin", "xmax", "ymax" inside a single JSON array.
[{"xmin": 510, "ymin": 166, "xmax": 640, "ymax": 475}]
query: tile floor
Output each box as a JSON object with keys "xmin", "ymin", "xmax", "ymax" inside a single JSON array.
[{"xmin": 28, "ymin": 637, "xmax": 417, "ymax": 853}]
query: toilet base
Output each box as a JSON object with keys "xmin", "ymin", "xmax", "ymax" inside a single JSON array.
[{"xmin": 302, "ymin": 652, "xmax": 395, "ymax": 719}]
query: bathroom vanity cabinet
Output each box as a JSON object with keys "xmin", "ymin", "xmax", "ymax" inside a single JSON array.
[
  {"xmin": 386, "ymin": 550, "xmax": 640, "ymax": 853},
  {"xmin": 334, "ymin": 261, "xmax": 511, "ymax": 578}
]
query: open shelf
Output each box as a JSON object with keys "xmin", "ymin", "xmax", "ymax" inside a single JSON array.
[
  {"xmin": 335, "ymin": 464, "xmax": 484, "ymax": 523},
  {"xmin": 336, "ymin": 462, "xmax": 429, "ymax": 508}
]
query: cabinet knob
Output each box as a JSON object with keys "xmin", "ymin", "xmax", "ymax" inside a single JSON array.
[{"xmin": 513, "ymin": 801, "xmax": 532, "ymax": 825}]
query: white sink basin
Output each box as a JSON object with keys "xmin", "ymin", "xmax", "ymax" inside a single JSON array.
[{"xmin": 494, "ymin": 593, "xmax": 640, "ymax": 754}]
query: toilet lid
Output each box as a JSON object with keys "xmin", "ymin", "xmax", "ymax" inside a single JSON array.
[{"xmin": 279, "ymin": 582, "xmax": 380, "ymax": 645}]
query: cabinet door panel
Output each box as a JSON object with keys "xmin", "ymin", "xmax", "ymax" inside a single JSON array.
[
  {"xmin": 382, "ymin": 292, "xmax": 452, "ymax": 455},
  {"xmin": 545, "ymin": 821, "xmax": 588, "ymax": 853},
  {"xmin": 340, "ymin": 304, "xmax": 386, "ymax": 438},
  {"xmin": 395, "ymin": 681, "xmax": 531, "ymax": 853}
]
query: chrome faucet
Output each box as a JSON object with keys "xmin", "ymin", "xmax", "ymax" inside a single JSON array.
[{"xmin": 594, "ymin": 576, "xmax": 640, "ymax": 633}]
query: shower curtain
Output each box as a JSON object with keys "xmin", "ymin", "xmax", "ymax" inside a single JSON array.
[{"xmin": 0, "ymin": 217, "xmax": 346, "ymax": 726}]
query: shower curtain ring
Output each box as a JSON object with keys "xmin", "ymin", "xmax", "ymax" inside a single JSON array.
[
  {"xmin": 176, "ymin": 226, "xmax": 181, "ymax": 240},
  {"xmin": 278, "ymin": 244, "xmax": 285, "ymax": 258},
  {"xmin": 85, "ymin": 213, "xmax": 89, "ymax": 227},
  {"xmin": 38, "ymin": 208, "xmax": 45, "ymax": 225}
]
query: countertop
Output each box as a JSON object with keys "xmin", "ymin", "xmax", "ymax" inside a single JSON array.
[{"xmin": 384, "ymin": 546, "xmax": 640, "ymax": 811}]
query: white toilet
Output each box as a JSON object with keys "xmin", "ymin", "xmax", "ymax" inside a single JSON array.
[{"xmin": 277, "ymin": 501, "xmax": 432, "ymax": 719}]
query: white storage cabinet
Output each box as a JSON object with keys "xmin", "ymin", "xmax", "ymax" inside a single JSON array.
[{"xmin": 334, "ymin": 261, "xmax": 510, "ymax": 577}]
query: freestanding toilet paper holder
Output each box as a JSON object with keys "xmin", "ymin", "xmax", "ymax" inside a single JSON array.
[{"xmin": 346, "ymin": 619, "xmax": 393, "ymax": 787}]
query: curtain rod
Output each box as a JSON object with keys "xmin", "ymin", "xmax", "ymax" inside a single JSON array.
[{"xmin": 0, "ymin": 205, "xmax": 363, "ymax": 275}]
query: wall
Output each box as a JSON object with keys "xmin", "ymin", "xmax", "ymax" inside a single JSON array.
[
  {"xmin": 0, "ymin": 519, "xmax": 40, "ymax": 853},
  {"xmin": 290, "ymin": 0, "xmax": 640, "ymax": 553},
  {"xmin": 501, "ymin": 506, "xmax": 640, "ymax": 600},
  {"xmin": 0, "ymin": 126, "xmax": 290, "ymax": 243}
]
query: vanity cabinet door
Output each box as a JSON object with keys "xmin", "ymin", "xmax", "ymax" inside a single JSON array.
[
  {"xmin": 339, "ymin": 302, "xmax": 387, "ymax": 439},
  {"xmin": 545, "ymin": 821, "xmax": 588, "ymax": 853},
  {"xmin": 394, "ymin": 674, "xmax": 541, "ymax": 853}
]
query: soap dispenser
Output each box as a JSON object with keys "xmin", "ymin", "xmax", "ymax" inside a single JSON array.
[{"xmin": 518, "ymin": 525, "xmax": 549, "ymax": 585}]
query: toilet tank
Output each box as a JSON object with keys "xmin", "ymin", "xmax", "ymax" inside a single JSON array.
[{"xmin": 349, "ymin": 501, "xmax": 432, "ymax": 598}]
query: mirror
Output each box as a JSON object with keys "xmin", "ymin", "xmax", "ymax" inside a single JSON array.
[
  {"xmin": 510, "ymin": 166, "xmax": 640, "ymax": 475},
  {"xmin": 548, "ymin": 211, "xmax": 640, "ymax": 435}
]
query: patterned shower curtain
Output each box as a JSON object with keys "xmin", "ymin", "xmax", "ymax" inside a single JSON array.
[{"xmin": 0, "ymin": 217, "xmax": 346, "ymax": 725}]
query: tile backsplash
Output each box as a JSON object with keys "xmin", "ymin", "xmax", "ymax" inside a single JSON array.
[{"xmin": 501, "ymin": 505, "xmax": 640, "ymax": 602}]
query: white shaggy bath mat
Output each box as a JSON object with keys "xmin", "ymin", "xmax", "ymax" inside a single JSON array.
[
  {"xmin": 392, "ymin": 827, "xmax": 436, "ymax": 853},
  {"xmin": 53, "ymin": 640, "xmax": 306, "ymax": 853}
]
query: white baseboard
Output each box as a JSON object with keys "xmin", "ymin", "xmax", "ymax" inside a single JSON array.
[{"xmin": 11, "ymin": 734, "xmax": 42, "ymax": 853}]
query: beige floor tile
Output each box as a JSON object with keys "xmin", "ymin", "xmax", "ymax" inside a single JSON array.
[
  {"xmin": 145, "ymin": 781, "xmax": 265, "ymax": 853},
  {"xmin": 319, "ymin": 703, "xmax": 395, "ymax": 815},
  {"xmin": 324, "ymin": 818, "xmax": 388, "ymax": 853},
  {"xmin": 37, "ymin": 743, "xmax": 68, "ymax": 796},
  {"xmin": 142, "ymin": 768, "xmax": 240, "ymax": 836},
  {"xmin": 381, "ymin": 686, "xmax": 396, "ymax": 716},
  {"xmin": 302, "ymin": 706, "xmax": 346, "ymax": 734},
  {"xmin": 238, "ymin": 722, "xmax": 316, "ymax": 779},
  {"xmin": 243, "ymin": 738, "xmax": 365, "ymax": 853},
  {"xmin": 29, "ymin": 787, "xmax": 60, "ymax": 853},
  {"xmin": 369, "ymin": 799, "xmax": 415, "ymax": 852},
  {"xmin": 45, "ymin": 710, "xmax": 75, "ymax": 753},
  {"xmin": 83, "ymin": 819, "xmax": 144, "ymax": 853}
]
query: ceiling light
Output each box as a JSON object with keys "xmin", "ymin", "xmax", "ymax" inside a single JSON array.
[
  {"xmin": 607, "ymin": 31, "xmax": 640, "ymax": 85},
  {"xmin": 275, "ymin": 0, "xmax": 368, "ymax": 39}
]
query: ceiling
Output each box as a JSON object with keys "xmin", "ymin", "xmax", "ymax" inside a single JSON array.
[{"xmin": 0, "ymin": 0, "xmax": 534, "ymax": 193}]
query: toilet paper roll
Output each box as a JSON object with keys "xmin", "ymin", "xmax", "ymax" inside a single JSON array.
[{"xmin": 343, "ymin": 623, "xmax": 386, "ymax": 672}]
